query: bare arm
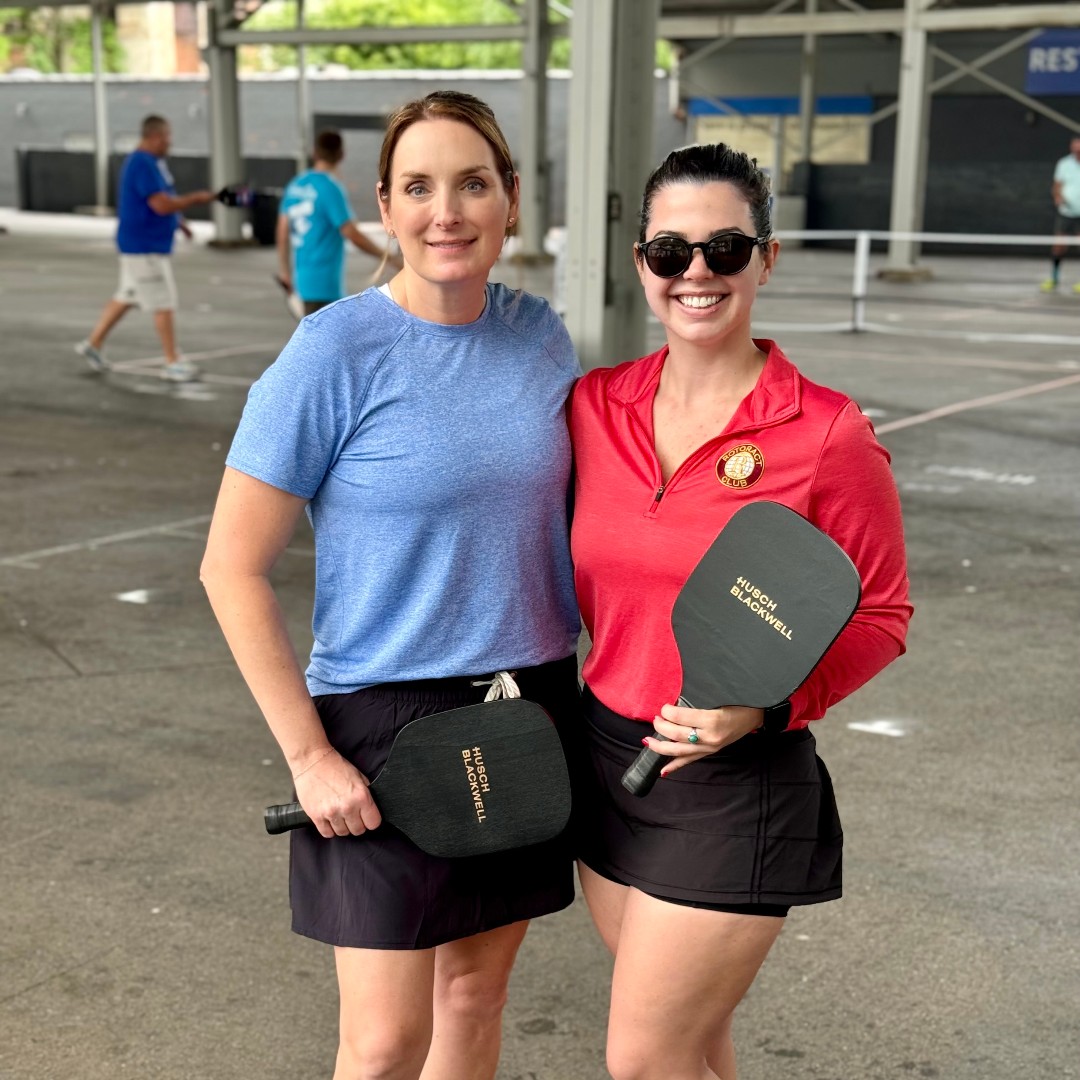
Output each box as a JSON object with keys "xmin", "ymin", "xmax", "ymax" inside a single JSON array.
[
  {"xmin": 148, "ymin": 189, "xmax": 215, "ymax": 215},
  {"xmin": 275, "ymin": 213, "xmax": 292, "ymax": 289},
  {"xmin": 1052, "ymin": 179, "xmax": 1064, "ymax": 209},
  {"xmin": 341, "ymin": 220, "xmax": 400, "ymax": 266},
  {"xmin": 200, "ymin": 467, "xmax": 381, "ymax": 838}
]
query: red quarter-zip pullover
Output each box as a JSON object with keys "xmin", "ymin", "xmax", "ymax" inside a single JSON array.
[{"xmin": 570, "ymin": 340, "xmax": 912, "ymax": 726}]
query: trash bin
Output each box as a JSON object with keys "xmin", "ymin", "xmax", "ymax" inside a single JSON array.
[{"xmin": 251, "ymin": 189, "xmax": 280, "ymax": 246}]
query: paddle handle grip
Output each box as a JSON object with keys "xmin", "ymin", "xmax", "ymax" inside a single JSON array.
[
  {"xmin": 264, "ymin": 802, "xmax": 311, "ymax": 835},
  {"xmin": 620, "ymin": 733, "xmax": 672, "ymax": 798}
]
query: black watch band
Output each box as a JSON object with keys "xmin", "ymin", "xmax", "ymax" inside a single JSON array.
[{"xmin": 760, "ymin": 700, "xmax": 792, "ymax": 734}]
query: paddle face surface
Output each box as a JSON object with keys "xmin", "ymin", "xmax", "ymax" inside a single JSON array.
[
  {"xmin": 620, "ymin": 501, "xmax": 861, "ymax": 797},
  {"xmin": 265, "ymin": 699, "xmax": 571, "ymax": 858},
  {"xmin": 672, "ymin": 501, "xmax": 861, "ymax": 710}
]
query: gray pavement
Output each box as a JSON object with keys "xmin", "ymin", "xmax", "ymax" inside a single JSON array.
[{"xmin": 1, "ymin": 216, "xmax": 1078, "ymax": 1080}]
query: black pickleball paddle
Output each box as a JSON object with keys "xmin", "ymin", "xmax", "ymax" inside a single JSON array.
[
  {"xmin": 621, "ymin": 501, "xmax": 862, "ymax": 797},
  {"xmin": 265, "ymin": 698, "xmax": 571, "ymax": 858}
]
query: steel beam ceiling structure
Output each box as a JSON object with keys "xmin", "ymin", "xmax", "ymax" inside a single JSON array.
[{"xmin": 16, "ymin": 1, "xmax": 1080, "ymax": 328}]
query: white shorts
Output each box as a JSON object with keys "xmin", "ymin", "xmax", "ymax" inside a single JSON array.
[{"xmin": 114, "ymin": 254, "xmax": 178, "ymax": 312}]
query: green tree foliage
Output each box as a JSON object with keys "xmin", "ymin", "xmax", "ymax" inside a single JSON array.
[
  {"xmin": 242, "ymin": 0, "xmax": 669, "ymax": 73},
  {"xmin": 0, "ymin": 6, "xmax": 125, "ymax": 74}
]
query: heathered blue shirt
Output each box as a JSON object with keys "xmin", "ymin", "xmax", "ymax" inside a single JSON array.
[
  {"xmin": 227, "ymin": 283, "xmax": 581, "ymax": 695},
  {"xmin": 279, "ymin": 170, "xmax": 354, "ymax": 301},
  {"xmin": 116, "ymin": 149, "xmax": 177, "ymax": 255}
]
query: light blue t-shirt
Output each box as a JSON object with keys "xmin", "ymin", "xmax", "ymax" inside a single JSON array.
[
  {"xmin": 279, "ymin": 170, "xmax": 354, "ymax": 301},
  {"xmin": 227, "ymin": 283, "xmax": 582, "ymax": 695},
  {"xmin": 1055, "ymin": 154, "xmax": 1080, "ymax": 218}
]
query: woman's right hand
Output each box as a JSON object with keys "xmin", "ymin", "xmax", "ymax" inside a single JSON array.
[{"xmin": 292, "ymin": 749, "xmax": 383, "ymax": 839}]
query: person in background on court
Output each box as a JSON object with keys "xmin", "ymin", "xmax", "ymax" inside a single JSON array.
[
  {"xmin": 276, "ymin": 128, "xmax": 399, "ymax": 316},
  {"xmin": 75, "ymin": 114, "xmax": 215, "ymax": 382},
  {"xmin": 568, "ymin": 143, "xmax": 913, "ymax": 1080},
  {"xmin": 201, "ymin": 91, "xmax": 581, "ymax": 1080},
  {"xmin": 1041, "ymin": 136, "xmax": 1080, "ymax": 293}
]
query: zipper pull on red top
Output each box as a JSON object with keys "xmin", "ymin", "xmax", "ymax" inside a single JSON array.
[{"xmin": 653, "ymin": 484, "xmax": 665, "ymax": 504}]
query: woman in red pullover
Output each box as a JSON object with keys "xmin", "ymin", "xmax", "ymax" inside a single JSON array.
[{"xmin": 569, "ymin": 144, "xmax": 912, "ymax": 1080}]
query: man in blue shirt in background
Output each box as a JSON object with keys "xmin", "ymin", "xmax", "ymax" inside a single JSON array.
[
  {"xmin": 276, "ymin": 130, "xmax": 397, "ymax": 316},
  {"xmin": 75, "ymin": 114, "xmax": 216, "ymax": 381}
]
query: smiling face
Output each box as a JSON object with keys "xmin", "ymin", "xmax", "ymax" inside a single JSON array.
[
  {"xmin": 636, "ymin": 180, "xmax": 778, "ymax": 356},
  {"xmin": 378, "ymin": 118, "xmax": 518, "ymax": 306}
]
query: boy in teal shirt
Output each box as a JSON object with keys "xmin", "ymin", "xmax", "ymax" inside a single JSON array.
[{"xmin": 277, "ymin": 130, "xmax": 397, "ymax": 314}]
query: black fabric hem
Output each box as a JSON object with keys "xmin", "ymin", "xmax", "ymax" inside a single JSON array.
[
  {"xmin": 579, "ymin": 853, "xmax": 840, "ymax": 909},
  {"xmin": 291, "ymin": 887, "xmax": 575, "ymax": 950}
]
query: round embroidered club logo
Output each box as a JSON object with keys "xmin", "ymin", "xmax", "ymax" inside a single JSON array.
[{"xmin": 716, "ymin": 443, "xmax": 764, "ymax": 489}]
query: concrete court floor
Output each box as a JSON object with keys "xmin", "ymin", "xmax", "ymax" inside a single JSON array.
[{"xmin": 1, "ymin": 214, "xmax": 1078, "ymax": 1080}]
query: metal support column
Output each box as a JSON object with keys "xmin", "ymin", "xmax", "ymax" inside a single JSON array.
[
  {"xmin": 90, "ymin": 0, "xmax": 110, "ymax": 210},
  {"xmin": 772, "ymin": 115, "xmax": 785, "ymax": 213},
  {"xmin": 296, "ymin": 0, "xmax": 310, "ymax": 172},
  {"xmin": 207, "ymin": 0, "xmax": 246, "ymax": 244},
  {"xmin": 797, "ymin": 0, "xmax": 817, "ymax": 167},
  {"xmin": 883, "ymin": 0, "xmax": 932, "ymax": 277},
  {"xmin": 565, "ymin": 0, "xmax": 660, "ymax": 370},
  {"xmin": 519, "ymin": 0, "xmax": 550, "ymax": 259}
]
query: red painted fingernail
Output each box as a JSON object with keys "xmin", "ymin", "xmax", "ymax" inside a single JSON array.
[
  {"xmin": 660, "ymin": 768, "xmax": 670, "ymax": 777},
  {"xmin": 641, "ymin": 738, "xmax": 650, "ymax": 747}
]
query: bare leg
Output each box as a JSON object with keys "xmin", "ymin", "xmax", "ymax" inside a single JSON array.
[
  {"xmin": 421, "ymin": 920, "xmax": 530, "ymax": 1080},
  {"xmin": 152, "ymin": 309, "xmax": 179, "ymax": 364},
  {"xmin": 88, "ymin": 300, "xmax": 133, "ymax": 349},
  {"xmin": 705, "ymin": 1014, "xmax": 736, "ymax": 1080},
  {"xmin": 334, "ymin": 945, "xmax": 436, "ymax": 1080},
  {"xmin": 581, "ymin": 865, "xmax": 783, "ymax": 1080},
  {"xmin": 579, "ymin": 861, "xmax": 628, "ymax": 956}
]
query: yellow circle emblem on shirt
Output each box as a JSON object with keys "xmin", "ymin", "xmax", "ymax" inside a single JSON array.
[{"xmin": 716, "ymin": 443, "xmax": 765, "ymax": 489}]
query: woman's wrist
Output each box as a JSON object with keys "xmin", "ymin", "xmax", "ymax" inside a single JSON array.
[{"xmin": 289, "ymin": 744, "xmax": 334, "ymax": 779}]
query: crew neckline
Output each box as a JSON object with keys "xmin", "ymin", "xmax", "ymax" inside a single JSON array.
[{"xmin": 374, "ymin": 281, "xmax": 491, "ymax": 333}]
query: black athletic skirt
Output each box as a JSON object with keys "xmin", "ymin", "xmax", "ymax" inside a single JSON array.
[
  {"xmin": 289, "ymin": 655, "xmax": 580, "ymax": 950},
  {"xmin": 576, "ymin": 686, "xmax": 843, "ymax": 908}
]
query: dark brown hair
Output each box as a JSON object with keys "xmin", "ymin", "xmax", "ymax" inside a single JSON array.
[
  {"xmin": 313, "ymin": 129, "xmax": 344, "ymax": 165},
  {"xmin": 638, "ymin": 143, "xmax": 773, "ymax": 243},
  {"xmin": 377, "ymin": 91, "xmax": 516, "ymax": 203},
  {"xmin": 141, "ymin": 115, "xmax": 168, "ymax": 138}
]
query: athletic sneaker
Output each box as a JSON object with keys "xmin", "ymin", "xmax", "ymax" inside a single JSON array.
[
  {"xmin": 74, "ymin": 339, "xmax": 109, "ymax": 372},
  {"xmin": 161, "ymin": 358, "xmax": 200, "ymax": 382}
]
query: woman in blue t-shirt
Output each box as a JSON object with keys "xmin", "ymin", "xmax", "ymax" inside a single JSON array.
[{"xmin": 201, "ymin": 91, "xmax": 581, "ymax": 1080}]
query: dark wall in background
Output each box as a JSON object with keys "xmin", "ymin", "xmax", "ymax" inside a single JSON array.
[
  {"xmin": 869, "ymin": 92, "xmax": 1080, "ymax": 164},
  {"xmin": 4, "ymin": 75, "xmax": 1078, "ymax": 240},
  {"xmin": 796, "ymin": 93, "xmax": 1080, "ymax": 248},
  {"xmin": 16, "ymin": 148, "xmax": 294, "ymax": 216},
  {"xmin": 0, "ymin": 74, "xmax": 685, "ymax": 224}
]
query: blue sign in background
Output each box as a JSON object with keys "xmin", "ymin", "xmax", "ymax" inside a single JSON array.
[{"xmin": 1026, "ymin": 31, "xmax": 1080, "ymax": 96}]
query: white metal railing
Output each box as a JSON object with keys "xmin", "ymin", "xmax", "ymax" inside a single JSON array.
[{"xmin": 769, "ymin": 228, "xmax": 1080, "ymax": 344}]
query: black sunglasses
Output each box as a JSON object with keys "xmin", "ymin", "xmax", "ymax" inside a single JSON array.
[{"xmin": 635, "ymin": 233, "xmax": 768, "ymax": 278}]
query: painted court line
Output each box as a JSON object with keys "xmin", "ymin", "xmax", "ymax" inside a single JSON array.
[
  {"xmin": 800, "ymin": 344, "xmax": 1076, "ymax": 375},
  {"xmin": 0, "ymin": 515, "xmax": 213, "ymax": 569},
  {"xmin": 109, "ymin": 342, "xmax": 278, "ymax": 372},
  {"xmin": 848, "ymin": 719, "xmax": 911, "ymax": 737},
  {"xmin": 876, "ymin": 372, "xmax": 1080, "ymax": 434}
]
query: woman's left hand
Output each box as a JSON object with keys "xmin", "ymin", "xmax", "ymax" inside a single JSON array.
[{"xmin": 642, "ymin": 702, "xmax": 766, "ymax": 777}]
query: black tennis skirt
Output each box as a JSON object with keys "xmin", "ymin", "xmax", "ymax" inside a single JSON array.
[
  {"xmin": 576, "ymin": 686, "xmax": 843, "ymax": 908},
  {"xmin": 289, "ymin": 655, "xmax": 580, "ymax": 950}
]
